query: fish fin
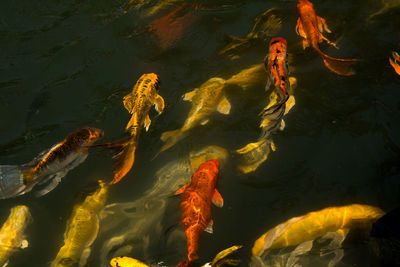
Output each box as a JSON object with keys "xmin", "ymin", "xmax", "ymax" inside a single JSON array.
[
  {"xmin": 2, "ymin": 260, "xmax": 8, "ymax": 267},
  {"xmin": 264, "ymin": 77, "xmax": 272, "ymax": 92},
  {"xmin": 200, "ymin": 119, "xmax": 209, "ymax": 125},
  {"xmin": 217, "ymin": 96, "xmax": 231, "ymax": 115},
  {"xmin": 20, "ymin": 240, "xmax": 28, "ymax": 249},
  {"xmin": 302, "ymin": 39, "xmax": 310, "ymax": 49},
  {"xmin": 144, "ymin": 115, "xmax": 151, "ymax": 131},
  {"xmin": 317, "ymin": 16, "xmax": 331, "ymax": 33},
  {"xmin": 154, "ymin": 94, "xmax": 165, "ymax": 114},
  {"xmin": 211, "ymin": 245, "xmax": 243, "ymax": 266},
  {"xmin": 236, "ymin": 139, "xmax": 268, "ymax": 154},
  {"xmin": 183, "ymin": 88, "xmax": 198, "ymax": 102},
  {"xmin": 79, "ymin": 247, "xmax": 91, "ymax": 267},
  {"xmin": 174, "ymin": 185, "xmax": 188, "ymax": 195},
  {"xmin": 212, "ymin": 189, "xmax": 224, "ymax": 207},
  {"xmin": 321, "ymin": 55, "xmax": 358, "ymax": 76},
  {"xmin": 279, "ymin": 119, "xmax": 285, "ymax": 131},
  {"xmin": 284, "ymin": 95, "xmax": 296, "ymax": 115},
  {"xmin": 288, "ymin": 77, "xmax": 297, "ymax": 92},
  {"xmin": 295, "ymin": 18, "xmax": 307, "ymax": 39},
  {"xmin": 110, "ymin": 138, "xmax": 137, "ymax": 184},
  {"xmin": 90, "ymin": 137, "xmax": 131, "ymax": 149},
  {"xmin": 123, "ymin": 94, "xmax": 134, "ymax": 113},
  {"xmin": 270, "ymin": 141, "xmax": 276, "ymax": 152},
  {"xmin": 34, "ymin": 174, "xmax": 63, "ymax": 197},
  {"xmin": 205, "ymin": 220, "xmax": 213, "ymax": 234},
  {"xmin": 389, "ymin": 52, "xmax": 400, "ymax": 75},
  {"xmin": 154, "ymin": 129, "xmax": 186, "ymax": 158}
]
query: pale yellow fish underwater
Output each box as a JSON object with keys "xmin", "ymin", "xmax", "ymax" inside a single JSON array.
[
  {"xmin": 50, "ymin": 180, "xmax": 108, "ymax": 267},
  {"xmin": 251, "ymin": 204, "xmax": 385, "ymax": 267},
  {"xmin": 0, "ymin": 205, "xmax": 31, "ymax": 267},
  {"xmin": 219, "ymin": 8, "xmax": 282, "ymax": 60},
  {"xmin": 157, "ymin": 78, "xmax": 231, "ymax": 156}
]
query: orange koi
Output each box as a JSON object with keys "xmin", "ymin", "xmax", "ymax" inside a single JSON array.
[
  {"xmin": 389, "ymin": 51, "xmax": 400, "ymax": 76},
  {"xmin": 95, "ymin": 73, "xmax": 164, "ymax": 184},
  {"xmin": 175, "ymin": 159, "xmax": 223, "ymax": 265},
  {"xmin": 296, "ymin": 0, "xmax": 358, "ymax": 76},
  {"xmin": 149, "ymin": 2, "xmax": 198, "ymax": 50}
]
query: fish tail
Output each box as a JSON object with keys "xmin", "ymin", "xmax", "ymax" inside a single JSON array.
[
  {"xmin": 314, "ymin": 46, "xmax": 358, "ymax": 76},
  {"xmin": 110, "ymin": 137, "xmax": 137, "ymax": 184},
  {"xmin": 153, "ymin": 129, "xmax": 186, "ymax": 159},
  {"xmin": 176, "ymin": 260, "xmax": 192, "ymax": 267}
]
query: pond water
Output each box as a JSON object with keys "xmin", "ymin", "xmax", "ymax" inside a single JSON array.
[{"xmin": 0, "ymin": 0, "xmax": 399, "ymax": 266}]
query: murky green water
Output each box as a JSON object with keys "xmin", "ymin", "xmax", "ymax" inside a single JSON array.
[{"xmin": 0, "ymin": 0, "xmax": 400, "ymax": 266}]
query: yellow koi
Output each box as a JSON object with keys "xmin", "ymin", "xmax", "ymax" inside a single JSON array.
[
  {"xmin": 0, "ymin": 205, "xmax": 31, "ymax": 267},
  {"xmin": 98, "ymin": 73, "xmax": 165, "ymax": 184},
  {"xmin": 251, "ymin": 204, "xmax": 385, "ymax": 267},
  {"xmin": 156, "ymin": 77, "xmax": 230, "ymax": 156},
  {"xmin": 50, "ymin": 180, "xmax": 108, "ymax": 267},
  {"xmin": 110, "ymin": 256, "xmax": 149, "ymax": 267}
]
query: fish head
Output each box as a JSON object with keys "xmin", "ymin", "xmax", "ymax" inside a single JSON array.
[
  {"xmin": 86, "ymin": 127, "xmax": 104, "ymax": 145},
  {"xmin": 196, "ymin": 159, "xmax": 220, "ymax": 179},
  {"xmin": 10, "ymin": 205, "xmax": 32, "ymax": 226},
  {"xmin": 141, "ymin": 73, "xmax": 161, "ymax": 92}
]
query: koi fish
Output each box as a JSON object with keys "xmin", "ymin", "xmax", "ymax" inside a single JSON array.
[
  {"xmin": 175, "ymin": 159, "xmax": 223, "ymax": 264},
  {"xmin": 50, "ymin": 180, "xmax": 108, "ymax": 267},
  {"xmin": 0, "ymin": 205, "xmax": 32, "ymax": 267},
  {"xmin": 203, "ymin": 245, "xmax": 242, "ymax": 267},
  {"xmin": 367, "ymin": 0, "xmax": 400, "ymax": 21},
  {"xmin": 0, "ymin": 127, "xmax": 103, "ymax": 199},
  {"xmin": 97, "ymin": 73, "xmax": 164, "ymax": 184},
  {"xmin": 110, "ymin": 256, "xmax": 149, "ymax": 267},
  {"xmin": 148, "ymin": 2, "xmax": 198, "ymax": 50},
  {"xmin": 389, "ymin": 51, "xmax": 400, "ymax": 76},
  {"xmin": 219, "ymin": 8, "xmax": 282, "ymax": 60},
  {"xmin": 98, "ymin": 146, "xmax": 228, "ymax": 266},
  {"xmin": 156, "ymin": 78, "xmax": 230, "ymax": 157},
  {"xmin": 251, "ymin": 204, "xmax": 385, "ymax": 267},
  {"xmin": 296, "ymin": 0, "xmax": 358, "ymax": 76}
]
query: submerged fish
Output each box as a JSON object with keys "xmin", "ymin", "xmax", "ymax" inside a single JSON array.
[
  {"xmin": 389, "ymin": 51, "xmax": 400, "ymax": 76},
  {"xmin": 367, "ymin": 0, "xmax": 400, "ymax": 21},
  {"xmin": 51, "ymin": 180, "xmax": 108, "ymax": 267},
  {"xmin": 0, "ymin": 205, "xmax": 32, "ymax": 267},
  {"xmin": 0, "ymin": 127, "xmax": 103, "ymax": 199},
  {"xmin": 203, "ymin": 245, "xmax": 243, "ymax": 267},
  {"xmin": 156, "ymin": 78, "xmax": 230, "ymax": 156},
  {"xmin": 236, "ymin": 38, "xmax": 295, "ymax": 174},
  {"xmin": 98, "ymin": 146, "xmax": 228, "ymax": 266},
  {"xmin": 110, "ymin": 256, "xmax": 150, "ymax": 267},
  {"xmin": 175, "ymin": 159, "xmax": 223, "ymax": 265},
  {"xmin": 251, "ymin": 204, "xmax": 385, "ymax": 267},
  {"xmin": 148, "ymin": 2, "xmax": 199, "ymax": 50},
  {"xmin": 97, "ymin": 73, "xmax": 164, "ymax": 184},
  {"xmin": 219, "ymin": 8, "xmax": 282, "ymax": 60},
  {"xmin": 296, "ymin": 0, "xmax": 358, "ymax": 76}
]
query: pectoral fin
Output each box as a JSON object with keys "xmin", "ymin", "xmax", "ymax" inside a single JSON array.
[
  {"xmin": 154, "ymin": 94, "xmax": 165, "ymax": 114},
  {"xmin": 123, "ymin": 94, "xmax": 134, "ymax": 113},
  {"xmin": 175, "ymin": 185, "xmax": 188, "ymax": 195},
  {"xmin": 217, "ymin": 96, "xmax": 231, "ymax": 115},
  {"xmin": 295, "ymin": 18, "xmax": 307, "ymax": 39},
  {"xmin": 317, "ymin": 16, "xmax": 331, "ymax": 33},
  {"xmin": 183, "ymin": 88, "xmax": 198, "ymax": 102},
  {"xmin": 212, "ymin": 189, "xmax": 224, "ymax": 207},
  {"xmin": 205, "ymin": 220, "xmax": 213, "ymax": 234},
  {"xmin": 144, "ymin": 115, "xmax": 151, "ymax": 131}
]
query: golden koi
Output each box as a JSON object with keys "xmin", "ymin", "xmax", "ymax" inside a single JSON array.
[
  {"xmin": 296, "ymin": 0, "xmax": 358, "ymax": 76},
  {"xmin": 110, "ymin": 256, "xmax": 149, "ymax": 267},
  {"xmin": 0, "ymin": 205, "xmax": 31, "ymax": 267},
  {"xmin": 389, "ymin": 51, "xmax": 400, "ymax": 76},
  {"xmin": 156, "ymin": 77, "xmax": 230, "ymax": 156},
  {"xmin": 0, "ymin": 127, "xmax": 103, "ymax": 199},
  {"xmin": 51, "ymin": 180, "xmax": 108, "ymax": 267},
  {"xmin": 98, "ymin": 73, "xmax": 165, "ymax": 184},
  {"xmin": 251, "ymin": 204, "xmax": 385, "ymax": 267}
]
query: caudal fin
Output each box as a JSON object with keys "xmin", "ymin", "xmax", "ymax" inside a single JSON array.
[
  {"xmin": 153, "ymin": 129, "xmax": 186, "ymax": 159},
  {"xmin": 110, "ymin": 138, "xmax": 137, "ymax": 184},
  {"xmin": 313, "ymin": 45, "xmax": 358, "ymax": 76}
]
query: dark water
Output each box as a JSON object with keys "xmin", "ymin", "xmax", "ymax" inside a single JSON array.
[{"xmin": 0, "ymin": 0, "xmax": 400, "ymax": 266}]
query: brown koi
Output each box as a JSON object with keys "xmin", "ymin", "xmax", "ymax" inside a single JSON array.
[
  {"xmin": 175, "ymin": 159, "xmax": 223, "ymax": 265},
  {"xmin": 97, "ymin": 73, "xmax": 165, "ymax": 184},
  {"xmin": 296, "ymin": 0, "xmax": 358, "ymax": 76}
]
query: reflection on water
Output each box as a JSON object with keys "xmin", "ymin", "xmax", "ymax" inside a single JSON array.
[{"xmin": 0, "ymin": 0, "xmax": 399, "ymax": 266}]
